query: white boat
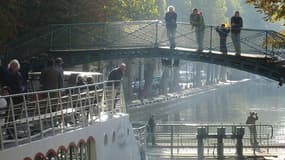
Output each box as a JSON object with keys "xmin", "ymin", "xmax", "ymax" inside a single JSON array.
[{"xmin": 0, "ymin": 80, "xmax": 142, "ymax": 160}]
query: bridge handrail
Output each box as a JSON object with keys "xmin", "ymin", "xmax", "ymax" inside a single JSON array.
[{"xmin": 5, "ymin": 20, "xmax": 285, "ymax": 61}]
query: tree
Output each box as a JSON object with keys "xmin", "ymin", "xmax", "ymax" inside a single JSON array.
[
  {"xmin": 0, "ymin": 0, "xmax": 161, "ymax": 44},
  {"xmin": 245, "ymin": 0, "xmax": 285, "ymax": 25}
]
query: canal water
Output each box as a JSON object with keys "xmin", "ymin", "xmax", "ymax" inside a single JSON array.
[
  {"xmin": 154, "ymin": 79, "xmax": 285, "ymax": 126},
  {"xmin": 134, "ymin": 79, "xmax": 285, "ymax": 145}
]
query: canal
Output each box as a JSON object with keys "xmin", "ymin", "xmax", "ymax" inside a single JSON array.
[
  {"xmin": 157, "ymin": 79, "xmax": 285, "ymax": 126},
  {"xmin": 130, "ymin": 79, "xmax": 285, "ymax": 144}
]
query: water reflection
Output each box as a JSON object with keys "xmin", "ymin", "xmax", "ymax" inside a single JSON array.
[{"xmin": 156, "ymin": 80, "xmax": 285, "ymax": 125}]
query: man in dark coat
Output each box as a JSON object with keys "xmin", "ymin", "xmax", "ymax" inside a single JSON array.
[
  {"xmin": 40, "ymin": 59, "xmax": 63, "ymax": 91},
  {"xmin": 190, "ymin": 8, "xmax": 205, "ymax": 51},
  {"xmin": 106, "ymin": 63, "xmax": 126, "ymax": 111},
  {"xmin": 147, "ymin": 115, "xmax": 156, "ymax": 145},
  {"xmin": 107, "ymin": 63, "xmax": 126, "ymax": 87},
  {"xmin": 165, "ymin": 5, "xmax": 177, "ymax": 49},
  {"xmin": 231, "ymin": 11, "xmax": 243, "ymax": 55}
]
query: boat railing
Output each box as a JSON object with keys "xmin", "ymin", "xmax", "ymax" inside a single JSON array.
[
  {"xmin": 132, "ymin": 121, "xmax": 147, "ymax": 145},
  {"xmin": 0, "ymin": 80, "xmax": 125, "ymax": 150}
]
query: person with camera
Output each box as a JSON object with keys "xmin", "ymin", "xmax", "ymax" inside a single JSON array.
[
  {"xmin": 246, "ymin": 111, "xmax": 259, "ymax": 150},
  {"xmin": 215, "ymin": 24, "xmax": 230, "ymax": 54}
]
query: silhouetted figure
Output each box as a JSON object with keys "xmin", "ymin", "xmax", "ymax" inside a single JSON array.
[
  {"xmin": 107, "ymin": 63, "xmax": 126, "ymax": 87},
  {"xmin": 246, "ymin": 112, "xmax": 259, "ymax": 150},
  {"xmin": 76, "ymin": 76, "xmax": 86, "ymax": 86},
  {"xmin": 55, "ymin": 57, "xmax": 64, "ymax": 88},
  {"xmin": 40, "ymin": 59, "xmax": 63, "ymax": 91},
  {"xmin": 106, "ymin": 63, "xmax": 126, "ymax": 110},
  {"xmin": 165, "ymin": 5, "xmax": 177, "ymax": 49},
  {"xmin": 216, "ymin": 24, "xmax": 230, "ymax": 54},
  {"xmin": 231, "ymin": 11, "xmax": 243, "ymax": 55},
  {"xmin": 190, "ymin": 8, "xmax": 205, "ymax": 51},
  {"xmin": 0, "ymin": 59, "xmax": 7, "ymax": 86},
  {"xmin": 147, "ymin": 115, "xmax": 156, "ymax": 145}
]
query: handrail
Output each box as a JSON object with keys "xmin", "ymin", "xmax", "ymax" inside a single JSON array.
[
  {"xmin": 0, "ymin": 80, "xmax": 125, "ymax": 150},
  {"xmin": 155, "ymin": 123, "xmax": 274, "ymax": 138},
  {"xmin": 132, "ymin": 122, "xmax": 277, "ymax": 150},
  {"xmin": 5, "ymin": 20, "xmax": 285, "ymax": 62}
]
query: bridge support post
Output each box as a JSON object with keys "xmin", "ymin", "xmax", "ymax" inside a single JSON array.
[
  {"xmin": 197, "ymin": 127, "xmax": 207, "ymax": 160},
  {"xmin": 217, "ymin": 127, "xmax": 225, "ymax": 159},
  {"xmin": 236, "ymin": 127, "xmax": 245, "ymax": 159}
]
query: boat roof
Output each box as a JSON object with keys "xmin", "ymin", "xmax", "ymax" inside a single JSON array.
[{"xmin": 29, "ymin": 71, "xmax": 102, "ymax": 76}]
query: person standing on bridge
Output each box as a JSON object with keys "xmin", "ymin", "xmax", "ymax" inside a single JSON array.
[
  {"xmin": 165, "ymin": 5, "xmax": 177, "ymax": 49},
  {"xmin": 231, "ymin": 11, "xmax": 243, "ymax": 56},
  {"xmin": 216, "ymin": 24, "xmax": 230, "ymax": 54},
  {"xmin": 190, "ymin": 8, "xmax": 205, "ymax": 52},
  {"xmin": 246, "ymin": 111, "xmax": 259, "ymax": 150}
]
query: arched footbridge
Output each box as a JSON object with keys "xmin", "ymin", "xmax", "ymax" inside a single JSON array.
[{"xmin": 6, "ymin": 20, "xmax": 285, "ymax": 83}]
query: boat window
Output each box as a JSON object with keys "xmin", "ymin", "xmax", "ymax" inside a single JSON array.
[
  {"xmin": 112, "ymin": 131, "xmax": 116, "ymax": 143},
  {"xmin": 104, "ymin": 134, "xmax": 108, "ymax": 146},
  {"xmin": 46, "ymin": 150, "xmax": 57, "ymax": 160},
  {"xmin": 68, "ymin": 144, "xmax": 77, "ymax": 160},
  {"xmin": 78, "ymin": 143, "xmax": 88, "ymax": 160},
  {"xmin": 58, "ymin": 148, "xmax": 67, "ymax": 160}
]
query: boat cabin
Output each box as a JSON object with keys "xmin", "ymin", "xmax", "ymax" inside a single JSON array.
[{"xmin": 28, "ymin": 71, "xmax": 102, "ymax": 92}]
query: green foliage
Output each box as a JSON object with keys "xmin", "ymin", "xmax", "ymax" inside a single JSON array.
[
  {"xmin": 0, "ymin": 0, "xmax": 160, "ymax": 43},
  {"xmin": 246, "ymin": 0, "xmax": 285, "ymax": 25}
]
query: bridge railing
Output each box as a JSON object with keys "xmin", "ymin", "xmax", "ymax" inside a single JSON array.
[
  {"xmin": 5, "ymin": 20, "xmax": 285, "ymax": 60},
  {"xmin": 49, "ymin": 20, "xmax": 284, "ymax": 57},
  {"xmin": 0, "ymin": 80, "xmax": 125, "ymax": 150}
]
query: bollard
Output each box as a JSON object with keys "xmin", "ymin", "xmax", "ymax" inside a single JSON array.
[
  {"xmin": 197, "ymin": 127, "xmax": 207, "ymax": 160},
  {"xmin": 236, "ymin": 127, "xmax": 245, "ymax": 159},
  {"xmin": 217, "ymin": 127, "xmax": 225, "ymax": 159}
]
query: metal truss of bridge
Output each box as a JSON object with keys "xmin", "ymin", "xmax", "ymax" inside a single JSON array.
[{"xmin": 6, "ymin": 20, "xmax": 285, "ymax": 83}]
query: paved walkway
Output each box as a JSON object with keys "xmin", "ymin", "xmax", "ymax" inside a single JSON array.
[{"xmin": 145, "ymin": 147, "xmax": 285, "ymax": 160}]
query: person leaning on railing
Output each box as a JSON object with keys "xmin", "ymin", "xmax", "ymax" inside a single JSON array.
[
  {"xmin": 106, "ymin": 63, "xmax": 126, "ymax": 111},
  {"xmin": 190, "ymin": 8, "xmax": 205, "ymax": 52}
]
